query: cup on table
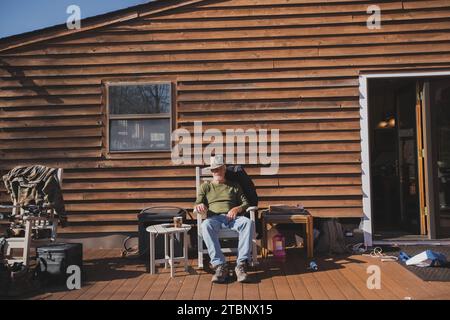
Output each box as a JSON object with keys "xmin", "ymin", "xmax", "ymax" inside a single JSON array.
[{"xmin": 173, "ymin": 216, "xmax": 183, "ymax": 228}]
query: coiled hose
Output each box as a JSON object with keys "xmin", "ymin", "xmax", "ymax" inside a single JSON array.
[{"xmin": 121, "ymin": 236, "xmax": 141, "ymax": 259}]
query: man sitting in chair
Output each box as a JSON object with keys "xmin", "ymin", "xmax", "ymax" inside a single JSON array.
[{"xmin": 194, "ymin": 155, "xmax": 254, "ymax": 283}]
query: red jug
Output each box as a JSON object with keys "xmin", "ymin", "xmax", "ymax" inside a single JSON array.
[{"xmin": 272, "ymin": 233, "xmax": 286, "ymax": 260}]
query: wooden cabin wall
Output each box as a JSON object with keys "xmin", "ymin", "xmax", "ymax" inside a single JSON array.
[{"xmin": 2, "ymin": 0, "xmax": 450, "ymax": 234}]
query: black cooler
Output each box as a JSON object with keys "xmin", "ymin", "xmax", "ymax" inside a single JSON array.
[{"xmin": 138, "ymin": 206, "xmax": 187, "ymax": 261}]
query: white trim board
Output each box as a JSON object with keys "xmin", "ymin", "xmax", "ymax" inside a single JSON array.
[{"xmin": 359, "ymin": 70, "xmax": 450, "ymax": 247}]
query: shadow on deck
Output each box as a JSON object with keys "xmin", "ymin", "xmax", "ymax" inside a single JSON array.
[{"xmin": 15, "ymin": 248, "xmax": 450, "ymax": 300}]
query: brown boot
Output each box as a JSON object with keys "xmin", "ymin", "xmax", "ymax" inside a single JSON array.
[
  {"xmin": 211, "ymin": 263, "xmax": 228, "ymax": 283},
  {"xmin": 235, "ymin": 262, "xmax": 249, "ymax": 283}
]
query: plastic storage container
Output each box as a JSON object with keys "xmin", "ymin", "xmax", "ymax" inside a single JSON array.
[{"xmin": 272, "ymin": 233, "xmax": 286, "ymax": 260}]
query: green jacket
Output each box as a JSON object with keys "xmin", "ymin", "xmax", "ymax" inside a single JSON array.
[{"xmin": 195, "ymin": 180, "xmax": 249, "ymax": 216}]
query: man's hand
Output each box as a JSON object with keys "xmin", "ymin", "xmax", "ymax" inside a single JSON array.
[
  {"xmin": 195, "ymin": 203, "xmax": 208, "ymax": 214},
  {"xmin": 226, "ymin": 206, "xmax": 242, "ymax": 221}
]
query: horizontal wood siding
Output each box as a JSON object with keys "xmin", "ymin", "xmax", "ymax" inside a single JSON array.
[{"xmin": 2, "ymin": 0, "xmax": 450, "ymax": 234}]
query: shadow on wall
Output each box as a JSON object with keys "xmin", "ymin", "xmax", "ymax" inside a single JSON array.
[{"xmin": 0, "ymin": 58, "xmax": 64, "ymax": 104}]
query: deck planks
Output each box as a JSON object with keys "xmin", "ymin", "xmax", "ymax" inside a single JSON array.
[{"xmin": 25, "ymin": 249, "xmax": 450, "ymax": 300}]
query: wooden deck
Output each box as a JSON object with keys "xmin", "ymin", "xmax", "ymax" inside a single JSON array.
[{"xmin": 29, "ymin": 249, "xmax": 450, "ymax": 300}]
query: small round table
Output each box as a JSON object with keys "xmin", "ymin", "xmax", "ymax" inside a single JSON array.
[{"xmin": 146, "ymin": 223, "xmax": 191, "ymax": 277}]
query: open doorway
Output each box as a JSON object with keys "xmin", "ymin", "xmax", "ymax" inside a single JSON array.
[
  {"xmin": 428, "ymin": 78, "xmax": 450, "ymax": 238},
  {"xmin": 369, "ymin": 78, "xmax": 422, "ymax": 239},
  {"xmin": 368, "ymin": 76, "xmax": 450, "ymax": 241}
]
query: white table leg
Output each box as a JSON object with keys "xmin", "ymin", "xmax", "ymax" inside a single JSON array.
[
  {"xmin": 164, "ymin": 233, "xmax": 168, "ymax": 269},
  {"xmin": 183, "ymin": 231, "xmax": 188, "ymax": 271},
  {"xmin": 149, "ymin": 233, "xmax": 155, "ymax": 274},
  {"xmin": 170, "ymin": 233, "xmax": 174, "ymax": 278},
  {"xmin": 23, "ymin": 219, "xmax": 32, "ymax": 266}
]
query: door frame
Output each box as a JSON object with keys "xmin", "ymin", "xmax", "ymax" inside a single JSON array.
[{"xmin": 359, "ymin": 71, "xmax": 450, "ymax": 246}]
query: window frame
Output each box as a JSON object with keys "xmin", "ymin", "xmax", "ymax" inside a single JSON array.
[{"xmin": 104, "ymin": 80, "xmax": 175, "ymax": 155}]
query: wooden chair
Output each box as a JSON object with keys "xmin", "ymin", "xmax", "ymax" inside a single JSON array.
[
  {"xmin": 2, "ymin": 168, "xmax": 63, "ymax": 267},
  {"xmin": 194, "ymin": 166, "xmax": 258, "ymax": 269}
]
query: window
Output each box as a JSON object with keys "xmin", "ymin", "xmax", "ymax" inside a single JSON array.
[{"xmin": 107, "ymin": 83, "xmax": 173, "ymax": 152}]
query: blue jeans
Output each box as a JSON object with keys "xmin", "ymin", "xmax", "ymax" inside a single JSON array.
[{"xmin": 201, "ymin": 214, "xmax": 254, "ymax": 267}]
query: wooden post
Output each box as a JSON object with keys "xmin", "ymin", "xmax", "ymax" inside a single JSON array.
[
  {"xmin": 262, "ymin": 215, "xmax": 267, "ymax": 258},
  {"xmin": 307, "ymin": 216, "xmax": 314, "ymax": 258}
]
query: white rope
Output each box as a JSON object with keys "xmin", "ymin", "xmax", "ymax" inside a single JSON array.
[
  {"xmin": 362, "ymin": 247, "xmax": 398, "ymax": 262},
  {"xmin": 347, "ymin": 243, "xmax": 398, "ymax": 262}
]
